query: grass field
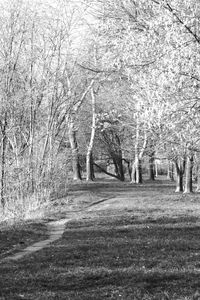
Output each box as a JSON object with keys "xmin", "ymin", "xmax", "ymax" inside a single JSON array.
[
  {"xmin": 1, "ymin": 178, "xmax": 200, "ymax": 299},
  {"xmin": 0, "ymin": 222, "xmax": 48, "ymax": 260}
]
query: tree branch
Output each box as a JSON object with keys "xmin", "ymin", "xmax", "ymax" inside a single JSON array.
[
  {"xmin": 151, "ymin": 0, "xmax": 200, "ymax": 44},
  {"xmin": 93, "ymin": 162, "xmax": 120, "ymax": 179},
  {"xmin": 77, "ymin": 63, "xmax": 106, "ymax": 73}
]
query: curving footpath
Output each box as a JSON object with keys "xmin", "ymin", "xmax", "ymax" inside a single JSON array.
[{"xmin": 1, "ymin": 218, "xmax": 71, "ymax": 262}]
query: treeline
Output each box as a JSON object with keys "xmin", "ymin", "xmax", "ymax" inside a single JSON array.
[
  {"xmin": 0, "ymin": 0, "xmax": 94, "ymax": 219},
  {"xmin": 0, "ymin": 0, "xmax": 200, "ymax": 220}
]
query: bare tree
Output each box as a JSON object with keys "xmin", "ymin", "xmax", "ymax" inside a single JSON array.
[
  {"xmin": 86, "ymin": 87, "xmax": 96, "ymax": 181},
  {"xmin": 67, "ymin": 79, "xmax": 95, "ymax": 181}
]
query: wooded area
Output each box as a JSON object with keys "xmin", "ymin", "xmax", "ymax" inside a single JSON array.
[{"xmin": 0, "ymin": 0, "xmax": 200, "ymax": 220}]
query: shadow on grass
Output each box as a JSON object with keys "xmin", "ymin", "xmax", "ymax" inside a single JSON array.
[
  {"xmin": 0, "ymin": 222, "xmax": 48, "ymax": 260},
  {"xmin": 1, "ymin": 215, "xmax": 200, "ymax": 299},
  {"xmin": 69, "ymin": 179, "xmax": 175, "ymax": 192}
]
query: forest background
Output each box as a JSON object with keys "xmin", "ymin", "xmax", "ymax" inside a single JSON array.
[{"xmin": 0, "ymin": 0, "xmax": 199, "ymax": 221}]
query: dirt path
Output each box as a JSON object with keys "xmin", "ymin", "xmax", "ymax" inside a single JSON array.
[{"xmin": 1, "ymin": 218, "xmax": 71, "ymax": 262}]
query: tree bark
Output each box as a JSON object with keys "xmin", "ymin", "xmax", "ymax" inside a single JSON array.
[
  {"xmin": 171, "ymin": 162, "xmax": 175, "ymax": 181},
  {"xmin": 196, "ymin": 165, "xmax": 200, "ymax": 192},
  {"xmin": 132, "ymin": 118, "xmax": 140, "ymax": 183},
  {"xmin": 175, "ymin": 169, "xmax": 184, "ymax": 192},
  {"xmin": 86, "ymin": 151, "xmax": 95, "ymax": 181},
  {"xmin": 155, "ymin": 160, "xmax": 158, "ymax": 177},
  {"xmin": 131, "ymin": 158, "xmax": 142, "ymax": 183},
  {"xmin": 0, "ymin": 114, "xmax": 7, "ymax": 209},
  {"xmin": 113, "ymin": 154, "xmax": 125, "ymax": 181},
  {"xmin": 86, "ymin": 87, "xmax": 96, "ymax": 181},
  {"xmin": 184, "ymin": 154, "xmax": 193, "ymax": 193},
  {"xmin": 174, "ymin": 158, "xmax": 185, "ymax": 193},
  {"xmin": 102, "ymin": 130, "xmax": 125, "ymax": 181},
  {"xmin": 113, "ymin": 134, "xmax": 125, "ymax": 181},
  {"xmin": 118, "ymin": 157, "xmax": 125, "ymax": 181},
  {"xmin": 167, "ymin": 160, "xmax": 174, "ymax": 181},
  {"xmin": 86, "ymin": 152, "xmax": 95, "ymax": 181},
  {"xmin": 29, "ymin": 21, "xmax": 36, "ymax": 194},
  {"xmin": 68, "ymin": 119, "xmax": 82, "ymax": 181},
  {"xmin": 67, "ymin": 79, "xmax": 95, "ymax": 181},
  {"xmin": 131, "ymin": 125, "xmax": 147, "ymax": 184},
  {"xmin": 123, "ymin": 159, "xmax": 132, "ymax": 181},
  {"xmin": 149, "ymin": 153, "xmax": 155, "ymax": 181}
]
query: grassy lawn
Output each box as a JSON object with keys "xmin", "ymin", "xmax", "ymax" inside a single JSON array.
[
  {"xmin": 1, "ymin": 178, "xmax": 200, "ymax": 299},
  {"xmin": 0, "ymin": 222, "xmax": 48, "ymax": 260}
]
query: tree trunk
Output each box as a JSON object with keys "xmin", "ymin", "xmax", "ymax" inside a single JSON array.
[
  {"xmin": 117, "ymin": 156, "xmax": 125, "ymax": 181},
  {"xmin": 86, "ymin": 87, "xmax": 96, "ymax": 181},
  {"xmin": 184, "ymin": 155, "xmax": 193, "ymax": 193},
  {"xmin": 86, "ymin": 152, "xmax": 95, "ymax": 181},
  {"xmin": 0, "ymin": 115, "xmax": 7, "ymax": 209},
  {"xmin": 29, "ymin": 23, "xmax": 35, "ymax": 194},
  {"xmin": 196, "ymin": 165, "xmax": 200, "ymax": 192},
  {"xmin": 131, "ymin": 117, "xmax": 144, "ymax": 184},
  {"xmin": 171, "ymin": 163, "xmax": 174, "ymax": 181},
  {"xmin": 137, "ymin": 159, "xmax": 143, "ymax": 183},
  {"xmin": 122, "ymin": 159, "xmax": 132, "ymax": 180},
  {"xmin": 68, "ymin": 119, "xmax": 82, "ymax": 181},
  {"xmin": 149, "ymin": 153, "xmax": 155, "ymax": 181},
  {"xmin": 175, "ymin": 169, "xmax": 184, "ymax": 192},
  {"xmin": 127, "ymin": 161, "xmax": 132, "ymax": 181},
  {"xmin": 131, "ymin": 161, "xmax": 136, "ymax": 183},
  {"xmin": 131, "ymin": 158, "xmax": 142, "ymax": 183},
  {"xmin": 174, "ymin": 159, "xmax": 185, "ymax": 193},
  {"xmin": 167, "ymin": 160, "xmax": 174, "ymax": 181},
  {"xmin": 67, "ymin": 80, "xmax": 95, "ymax": 181},
  {"xmin": 112, "ymin": 152, "xmax": 125, "ymax": 181},
  {"xmin": 155, "ymin": 161, "xmax": 158, "ymax": 177},
  {"xmin": 90, "ymin": 153, "xmax": 95, "ymax": 180}
]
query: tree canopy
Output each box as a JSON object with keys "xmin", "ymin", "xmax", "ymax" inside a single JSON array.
[{"xmin": 0, "ymin": 0, "xmax": 200, "ymax": 219}]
